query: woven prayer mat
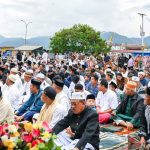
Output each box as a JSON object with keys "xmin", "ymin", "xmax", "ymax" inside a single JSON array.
[{"xmin": 100, "ymin": 132, "xmax": 128, "ymax": 150}]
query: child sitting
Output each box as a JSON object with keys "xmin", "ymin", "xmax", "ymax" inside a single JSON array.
[{"xmin": 86, "ymin": 94, "xmax": 96, "ymax": 110}]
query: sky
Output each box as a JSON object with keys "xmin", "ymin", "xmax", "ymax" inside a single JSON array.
[{"xmin": 0, "ymin": 0, "xmax": 150, "ymax": 38}]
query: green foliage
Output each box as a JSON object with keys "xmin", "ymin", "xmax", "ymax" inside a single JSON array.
[{"xmin": 49, "ymin": 24, "xmax": 110, "ymax": 54}]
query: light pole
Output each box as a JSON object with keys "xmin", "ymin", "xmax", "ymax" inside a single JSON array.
[
  {"xmin": 138, "ymin": 13, "xmax": 146, "ymax": 50},
  {"xmin": 21, "ymin": 20, "xmax": 32, "ymax": 45}
]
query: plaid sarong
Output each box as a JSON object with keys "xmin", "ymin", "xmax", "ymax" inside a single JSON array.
[{"xmin": 128, "ymin": 132, "xmax": 150, "ymax": 150}]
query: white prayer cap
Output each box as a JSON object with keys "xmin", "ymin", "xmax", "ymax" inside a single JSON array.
[
  {"xmin": 36, "ymin": 73, "xmax": 45, "ymax": 79},
  {"xmin": 5, "ymin": 62, "xmax": 9, "ymax": 66},
  {"xmin": 10, "ymin": 68, "xmax": 18, "ymax": 74},
  {"xmin": 71, "ymin": 92, "xmax": 86, "ymax": 101},
  {"xmin": 132, "ymin": 76, "xmax": 140, "ymax": 82},
  {"xmin": 21, "ymin": 66, "xmax": 27, "ymax": 72},
  {"xmin": 24, "ymin": 69, "xmax": 33, "ymax": 77},
  {"xmin": 8, "ymin": 74, "xmax": 16, "ymax": 83},
  {"xmin": 138, "ymin": 71, "xmax": 145, "ymax": 76},
  {"xmin": 95, "ymin": 65, "xmax": 99, "ymax": 69}
]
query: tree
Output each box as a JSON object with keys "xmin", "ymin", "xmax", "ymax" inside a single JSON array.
[{"xmin": 49, "ymin": 24, "xmax": 110, "ymax": 54}]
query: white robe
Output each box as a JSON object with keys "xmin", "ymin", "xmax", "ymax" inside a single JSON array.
[
  {"xmin": 55, "ymin": 91, "xmax": 70, "ymax": 116},
  {"xmin": 0, "ymin": 98, "xmax": 14, "ymax": 123},
  {"xmin": 2, "ymin": 84, "xmax": 20, "ymax": 110},
  {"xmin": 55, "ymin": 131, "xmax": 95, "ymax": 150}
]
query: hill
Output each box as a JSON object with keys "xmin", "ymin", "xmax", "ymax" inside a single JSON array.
[{"xmin": 0, "ymin": 32, "xmax": 150, "ymax": 48}]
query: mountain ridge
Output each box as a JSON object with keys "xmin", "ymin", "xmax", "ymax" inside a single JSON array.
[{"xmin": 0, "ymin": 32, "xmax": 150, "ymax": 49}]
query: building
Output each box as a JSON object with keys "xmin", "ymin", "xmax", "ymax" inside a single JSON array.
[
  {"xmin": 0, "ymin": 46, "xmax": 15, "ymax": 57},
  {"xmin": 14, "ymin": 45, "xmax": 43, "ymax": 56}
]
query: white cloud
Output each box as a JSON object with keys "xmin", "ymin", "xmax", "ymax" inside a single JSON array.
[{"xmin": 0, "ymin": 0, "xmax": 150, "ymax": 38}]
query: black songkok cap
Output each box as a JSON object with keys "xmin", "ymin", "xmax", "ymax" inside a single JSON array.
[{"xmin": 44, "ymin": 86, "xmax": 56, "ymax": 100}]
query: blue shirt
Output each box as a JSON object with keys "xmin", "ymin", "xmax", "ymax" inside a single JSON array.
[
  {"xmin": 140, "ymin": 78, "xmax": 148, "ymax": 86},
  {"xmin": 86, "ymin": 82, "xmax": 99, "ymax": 97},
  {"xmin": 17, "ymin": 89, "xmax": 44, "ymax": 115}
]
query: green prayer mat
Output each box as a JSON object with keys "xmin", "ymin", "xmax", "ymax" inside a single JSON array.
[{"xmin": 100, "ymin": 125, "xmax": 124, "ymax": 133}]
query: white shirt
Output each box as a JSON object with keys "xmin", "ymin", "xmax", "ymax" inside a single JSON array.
[
  {"xmin": 63, "ymin": 85, "xmax": 69, "ymax": 97},
  {"xmin": 42, "ymin": 52, "xmax": 48, "ymax": 63},
  {"xmin": 15, "ymin": 74, "xmax": 23, "ymax": 91},
  {"xmin": 2, "ymin": 84, "xmax": 20, "ymax": 110},
  {"xmin": 49, "ymin": 104, "xmax": 65, "ymax": 128},
  {"xmin": 96, "ymin": 89, "xmax": 118, "ymax": 112},
  {"xmin": 0, "ymin": 98, "xmax": 14, "ymax": 123},
  {"xmin": 19, "ymin": 81, "xmax": 31, "ymax": 105},
  {"xmin": 128, "ymin": 58, "xmax": 134, "ymax": 67},
  {"xmin": 55, "ymin": 91, "xmax": 70, "ymax": 116},
  {"xmin": 40, "ymin": 80, "xmax": 50, "ymax": 90}
]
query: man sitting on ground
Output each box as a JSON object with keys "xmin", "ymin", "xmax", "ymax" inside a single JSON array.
[
  {"xmin": 36, "ymin": 87, "xmax": 65, "ymax": 128},
  {"xmin": 52, "ymin": 92, "xmax": 99, "ymax": 150},
  {"xmin": 112, "ymin": 81, "xmax": 144, "ymax": 130},
  {"xmin": 86, "ymin": 94, "xmax": 96, "ymax": 111},
  {"xmin": 128, "ymin": 86, "xmax": 150, "ymax": 149},
  {"xmin": 96, "ymin": 79, "xmax": 118, "ymax": 124},
  {"xmin": 15, "ymin": 79, "xmax": 44, "ymax": 122}
]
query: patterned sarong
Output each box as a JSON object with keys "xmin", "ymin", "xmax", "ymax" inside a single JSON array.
[{"xmin": 128, "ymin": 132, "xmax": 150, "ymax": 150}]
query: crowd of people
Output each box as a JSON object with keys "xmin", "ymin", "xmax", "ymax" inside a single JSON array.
[{"xmin": 0, "ymin": 50, "xmax": 150, "ymax": 150}]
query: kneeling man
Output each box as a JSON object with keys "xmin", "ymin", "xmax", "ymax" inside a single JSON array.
[{"xmin": 52, "ymin": 92, "xmax": 99, "ymax": 150}]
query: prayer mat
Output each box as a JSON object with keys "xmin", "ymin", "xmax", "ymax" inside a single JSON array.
[
  {"xmin": 100, "ymin": 124, "xmax": 124, "ymax": 133},
  {"xmin": 100, "ymin": 132, "xmax": 128, "ymax": 150}
]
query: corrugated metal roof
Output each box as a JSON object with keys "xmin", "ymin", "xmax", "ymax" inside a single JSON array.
[{"xmin": 15, "ymin": 45, "xmax": 43, "ymax": 51}]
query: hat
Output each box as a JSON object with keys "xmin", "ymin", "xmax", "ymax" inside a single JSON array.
[
  {"xmin": 5, "ymin": 63, "xmax": 9, "ymax": 66},
  {"xmin": 8, "ymin": 74, "xmax": 16, "ymax": 83},
  {"xmin": 11, "ymin": 68, "xmax": 18, "ymax": 74},
  {"xmin": 128, "ymin": 72, "xmax": 134, "ymax": 78},
  {"xmin": 95, "ymin": 65, "xmax": 99, "ymax": 69},
  {"xmin": 54, "ymin": 79, "xmax": 64, "ymax": 88},
  {"xmin": 10, "ymin": 63, "xmax": 16, "ymax": 68},
  {"xmin": 86, "ymin": 94, "xmax": 95, "ymax": 100},
  {"xmin": 116, "ymin": 72, "xmax": 122, "ymax": 77},
  {"xmin": 24, "ymin": 69, "xmax": 33, "ymax": 77},
  {"xmin": 106, "ymin": 71, "xmax": 114, "ymax": 78},
  {"xmin": 132, "ymin": 76, "xmax": 140, "ymax": 82},
  {"xmin": 21, "ymin": 67, "xmax": 27, "ymax": 72},
  {"xmin": 125, "ymin": 81, "xmax": 137, "ymax": 91},
  {"xmin": 71, "ymin": 92, "xmax": 86, "ymax": 101},
  {"xmin": 31, "ymin": 79, "xmax": 41, "ymax": 86},
  {"xmin": 110, "ymin": 80, "xmax": 117, "ymax": 88},
  {"xmin": 44, "ymin": 87, "xmax": 56, "ymax": 100},
  {"xmin": 36, "ymin": 73, "xmax": 45, "ymax": 79},
  {"xmin": 138, "ymin": 71, "xmax": 145, "ymax": 76}
]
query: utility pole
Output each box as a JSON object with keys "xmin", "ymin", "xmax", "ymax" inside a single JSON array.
[
  {"xmin": 138, "ymin": 13, "xmax": 146, "ymax": 50},
  {"xmin": 21, "ymin": 20, "xmax": 32, "ymax": 45}
]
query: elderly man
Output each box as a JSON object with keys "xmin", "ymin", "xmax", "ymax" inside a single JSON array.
[
  {"xmin": 112, "ymin": 81, "xmax": 144, "ymax": 130},
  {"xmin": 15, "ymin": 79, "xmax": 44, "ymax": 122},
  {"xmin": 138, "ymin": 71, "xmax": 148, "ymax": 87},
  {"xmin": 36, "ymin": 86, "xmax": 65, "ymax": 128},
  {"xmin": 1, "ymin": 74, "xmax": 20, "ymax": 110},
  {"xmin": 36, "ymin": 73, "xmax": 49, "ymax": 90},
  {"xmin": 128, "ymin": 86, "xmax": 150, "ymax": 149},
  {"xmin": 52, "ymin": 92, "xmax": 99, "ymax": 150},
  {"xmin": 10, "ymin": 68, "xmax": 23, "ymax": 90},
  {"xmin": 19, "ymin": 69, "xmax": 33, "ymax": 106}
]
